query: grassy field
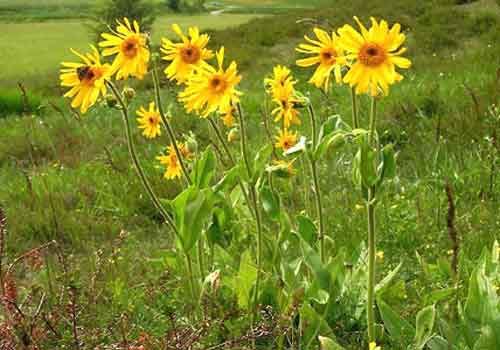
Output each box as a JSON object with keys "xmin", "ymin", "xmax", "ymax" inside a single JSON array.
[{"xmin": 0, "ymin": 0, "xmax": 500, "ymax": 349}]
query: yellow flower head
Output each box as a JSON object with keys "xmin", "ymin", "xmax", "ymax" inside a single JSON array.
[
  {"xmin": 136, "ymin": 102, "xmax": 161, "ymax": 139},
  {"xmin": 369, "ymin": 342, "xmax": 381, "ymax": 350},
  {"xmin": 179, "ymin": 47, "xmax": 242, "ymax": 118},
  {"xmin": 60, "ymin": 46, "xmax": 111, "ymax": 114},
  {"xmin": 296, "ymin": 27, "xmax": 346, "ymax": 92},
  {"xmin": 275, "ymin": 129, "xmax": 298, "ymax": 151},
  {"xmin": 264, "ymin": 65, "xmax": 296, "ymax": 99},
  {"xmin": 270, "ymin": 159, "xmax": 296, "ymax": 178},
  {"xmin": 337, "ymin": 17, "xmax": 411, "ymax": 96},
  {"xmin": 161, "ymin": 24, "xmax": 214, "ymax": 84},
  {"xmin": 220, "ymin": 103, "xmax": 236, "ymax": 127},
  {"xmin": 271, "ymin": 84, "xmax": 301, "ymax": 129},
  {"xmin": 99, "ymin": 18, "xmax": 150, "ymax": 80},
  {"xmin": 157, "ymin": 143, "xmax": 192, "ymax": 180}
]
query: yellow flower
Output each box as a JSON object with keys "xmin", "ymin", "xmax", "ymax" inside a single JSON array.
[
  {"xmin": 156, "ymin": 143, "xmax": 192, "ymax": 180},
  {"xmin": 296, "ymin": 28, "xmax": 346, "ymax": 91},
  {"xmin": 337, "ymin": 17, "xmax": 411, "ymax": 96},
  {"xmin": 161, "ymin": 24, "xmax": 214, "ymax": 84},
  {"xmin": 136, "ymin": 102, "xmax": 161, "ymax": 139},
  {"xmin": 264, "ymin": 65, "xmax": 296, "ymax": 99},
  {"xmin": 60, "ymin": 46, "xmax": 111, "ymax": 114},
  {"xmin": 99, "ymin": 18, "xmax": 150, "ymax": 80},
  {"xmin": 179, "ymin": 47, "xmax": 242, "ymax": 118},
  {"xmin": 220, "ymin": 103, "xmax": 236, "ymax": 127},
  {"xmin": 270, "ymin": 159, "xmax": 296, "ymax": 177},
  {"xmin": 369, "ymin": 342, "xmax": 381, "ymax": 350},
  {"xmin": 271, "ymin": 84, "xmax": 301, "ymax": 129},
  {"xmin": 275, "ymin": 129, "xmax": 298, "ymax": 151}
]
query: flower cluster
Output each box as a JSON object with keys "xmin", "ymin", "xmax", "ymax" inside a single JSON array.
[{"xmin": 296, "ymin": 17, "xmax": 411, "ymax": 96}]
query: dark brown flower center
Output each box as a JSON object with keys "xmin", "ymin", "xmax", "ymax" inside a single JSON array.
[
  {"xmin": 77, "ymin": 66, "xmax": 100, "ymax": 84},
  {"xmin": 320, "ymin": 48, "xmax": 337, "ymax": 65},
  {"xmin": 121, "ymin": 38, "xmax": 139, "ymax": 58},
  {"xmin": 181, "ymin": 44, "xmax": 201, "ymax": 64},
  {"xmin": 210, "ymin": 75, "xmax": 227, "ymax": 93},
  {"xmin": 358, "ymin": 43, "xmax": 387, "ymax": 67}
]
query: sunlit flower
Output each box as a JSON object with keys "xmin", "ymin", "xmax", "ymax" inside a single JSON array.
[
  {"xmin": 136, "ymin": 102, "xmax": 161, "ymax": 138},
  {"xmin": 99, "ymin": 18, "xmax": 150, "ymax": 80},
  {"xmin": 369, "ymin": 342, "xmax": 381, "ymax": 350},
  {"xmin": 264, "ymin": 65, "xmax": 296, "ymax": 99},
  {"xmin": 161, "ymin": 24, "xmax": 214, "ymax": 84},
  {"xmin": 275, "ymin": 129, "xmax": 298, "ymax": 151},
  {"xmin": 179, "ymin": 47, "xmax": 242, "ymax": 117},
  {"xmin": 60, "ymin": 46, "xmax": 111, "ymax": 113},
  {"xmin": 296, "ymin": 28, "xmax": 346, "ymax": 91},
  {"xmin": 219, "ymin": 103, "xmax": 236, "ymax": 127},
  {"xmin": 271, "ymin": 84, "xmax": 301, "ymax": 129},
  {"xmin": 156, "ymin": 143, "xmax": 192, "ymax": 180},
  {"xmin": 337, "ymin": 17, "xmax": 411, "ymax": 96}
]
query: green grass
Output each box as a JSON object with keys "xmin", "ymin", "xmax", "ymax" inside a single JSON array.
[{"xmin": 1, "ymin": 0, "xmax": 500, "ymax": 348}]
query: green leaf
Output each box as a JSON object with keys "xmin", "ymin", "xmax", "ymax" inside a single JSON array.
[
  {"xmin": 377, "ymin": 143, "xmax": 397, "ymax": 185},
  {"xmin": 426, "ymin": 336, "xmax": 449, "ymax": 350},
  {"xmin": 300, "ymin": 238, "xmax": 330, "ymax": 291},
  {"xmin": 252, "ymin": 144, "xmax": 273, "ymax": 184},
  {"xmin": 473, "ymin": 319, "xmax": 500, "ymax": 350},
  {"xmin": 192, "ymin": 146, "xmax": 216, "ymax": 188},
  {"xmin": 415, "ymin": 304, "xmax": 436, "ymax": 348},
  {"xmin": 213, "ymin": 164, "xmax": 241, "ymax": 193},
  {"xmin": 297, "ymin": 215, "xmax": 317, "ymax": 246},
  {"xmin": 260, "ymin": 186, "xmax": 281, "ymax": 221},
  {"xmin": 375, "ymin": 261, "xmax": 402, "ymax": 296},
  {"xmin": 424, "ymin": 288, "xmax": 456, "ymax": 305},
  {"xmin": 360, "ymin": 142, "xmax": 378, "ymax": 188},
  {"xmin": 377, "ymin": 297, "xmax": 415, "ymax": 342},
  {"xmin": 235, "ymin": 250, "xmax": 258, "ymax": 309},
  {"xmin": 171, "ymin": 186, "xmax": 217, "ymax": 253},
  {"xmin": 314, "ymin": 132, "xmax": 346, "ymax": 160},
  {"xmin": 319, "ymin": 336, "xmax": 345, "ymax": 350}
]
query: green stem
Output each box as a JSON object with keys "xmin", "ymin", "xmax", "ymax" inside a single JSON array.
[
  {"xmin": 185, "ymin": 251, "xmax": 197, "ymax": 307},
  {"xmin": 236, "ymin": 103, "xmax": 263, "ymax": 317},
  {"xmin": 366, "ymin": 95, "xmax": 378, "ymax": 343},
  {"xmin": 307, "ymin": 105, "xmax": 326, "ymax": 263},
  {"xmin": 366, "ymin": 186, "xmax": 376, "ymax": 343},
  {"xmin": 152, "ymin": 63, "xmax": 192, "ymax": 186},
  {"xmin": 198, "ymin": 235, "xmax": 205, "ymax": 281},
  {"xmin": 106, "ymin": 80, "xmax": 177, "ymax": 236},
  {"xmin": 351, "ymin": 87, "xmax": 359, "ymax": 129}
]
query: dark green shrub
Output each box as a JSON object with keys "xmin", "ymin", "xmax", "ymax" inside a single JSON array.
[{"xmin": 167, "ymin": 0, "xmax": 181, "ymax": 12}]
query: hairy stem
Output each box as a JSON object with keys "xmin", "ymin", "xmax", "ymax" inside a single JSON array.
[{"xmin": 351, "ymin": 87, "xmax": 359, "ymax": 129}]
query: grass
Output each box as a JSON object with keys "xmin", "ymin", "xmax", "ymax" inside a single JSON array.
[{"xmin": 0, "ymin": 0, "xmax": 500, "ymax": 348}]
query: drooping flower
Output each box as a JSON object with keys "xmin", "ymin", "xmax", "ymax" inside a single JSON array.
[
  {"xmin": 219, "ymin": 103, "xmax": 236, "ymax": 127},
  {"xmin": 267, "ymin": 159, "xmax": 296, "ymax": 178},
  {"xmin": 179, "ymin": 47, "xmax": 242, "ymax": 118},
  {"xmin": 136, "ymin": 102, "xmax": 162, "ymax": 139},
  {"xmin": 161, "ymin": 24, "xmax": 214, "ymax": 84},
  {"xmin": 60, "ymin": 46, "xmax": 111, "ymax": 113},
  {"xmin": 296, "ymin": 28, "xmax": 346, "ymax": 91},
  {"xmin": 157, "ymin": 143, "xmax": 192, "ymax": 180},
  {"xmin": 275, "ymin": 129, "xmax": 298, "ymax": 151},
  {"xmin": 337, "ymin": 17, "xmax": 411, "ymax": 96},
  {"xmin": 369, "ymin": 342, "xmax": 381, "ymax": 350},
  {"xmin": 264, "ymin": 65, "xmax": 296, "ymax": 99},
  {"xmin": 99, "ymin": 18, "xmax": 150, "ymax": 80},
  {"xmin": 271, "ymin": 84, "xmax": 301, "ymax": 129}
]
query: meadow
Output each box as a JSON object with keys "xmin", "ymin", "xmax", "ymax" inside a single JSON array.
[{"xmin": 0, "ymin": 0, "xmax": 499, "ymax": 349}]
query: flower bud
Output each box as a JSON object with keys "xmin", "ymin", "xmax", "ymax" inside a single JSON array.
[
  {"xmin": 227, "ymin": 128, "xmax": 239, "ymax": 143},
  {"xmin": 122, "ymin": 87, "xmax": 136, "ymax": 102},
  {"xmin": 185, "ymin": 136, "xmax": 198, "ymax": 154},
  {"xmin": 105, "ymin": 94, "xmax": 118, "ymax": 108}
]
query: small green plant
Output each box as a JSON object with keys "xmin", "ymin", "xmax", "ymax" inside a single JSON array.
[{"xmin": 0, "ymin": 88, "xmax": 41, "ymax": 118}]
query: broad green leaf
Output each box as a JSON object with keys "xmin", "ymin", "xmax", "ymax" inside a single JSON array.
[
  {"xmin": 235, "ymin": 250, "xmax": 258, "ymax": 309},
  {"xmin": 300, "ymin": 238, "xmax": 330, "ymax": 291},
  {"xmin": 426, "ymin": 336, "xmax": 449, "ymax": 350},
  {"xmin": 360, "ymin": 142, "xmax": 378, "ymax": 188},
  {"xmin": 415, "ymin": 304, "xmax": 436, "ymax": 348},
  {"xmin": 314, "ymin": 132, "xmax": 346, "ymax": 160},
  {"xmin": 171, "ymin": 186, "xmax": 217, "ymax": 253},
  {"xmin": 260, "ymin": 186, "xmax": 280, "ymax": 221},
  {"xmin": 213, "ymin": 164, "xmax": 241, "ymax": 193},
  {"xmin": 319, "ymin": 336, "xmax": 345, "ymax": 350},
  {"xmin": 192, "ymin": 146, "xmax": 216, "ymax": 188},
  {"xmin": 424, "ymin": 288, "xmax": 456, "ymax": 305},
  {"xmin": 377, "ymin": 297, "xmax": 415, "ymax": 342},
  {"xmin": 297, "ymin": 215, "xmax": 317, "ymax": 246},
  {"xmin": 375, "ymin": 261, "xmax": 402, "ymax": 296},
  {"xmin": 377, "ymin": 143, "xmax": 397, "ymax": 185},
  {"xmin": 252, "ymin": 144, "xmax": 273, "ymax": 184},
  {"xmin": 473, "ymin": 319, "xmax": 500, "ymax": 350},
  {"xmin": 300, "ymin": 303, "xmax": 334, "ymax": 346}
]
